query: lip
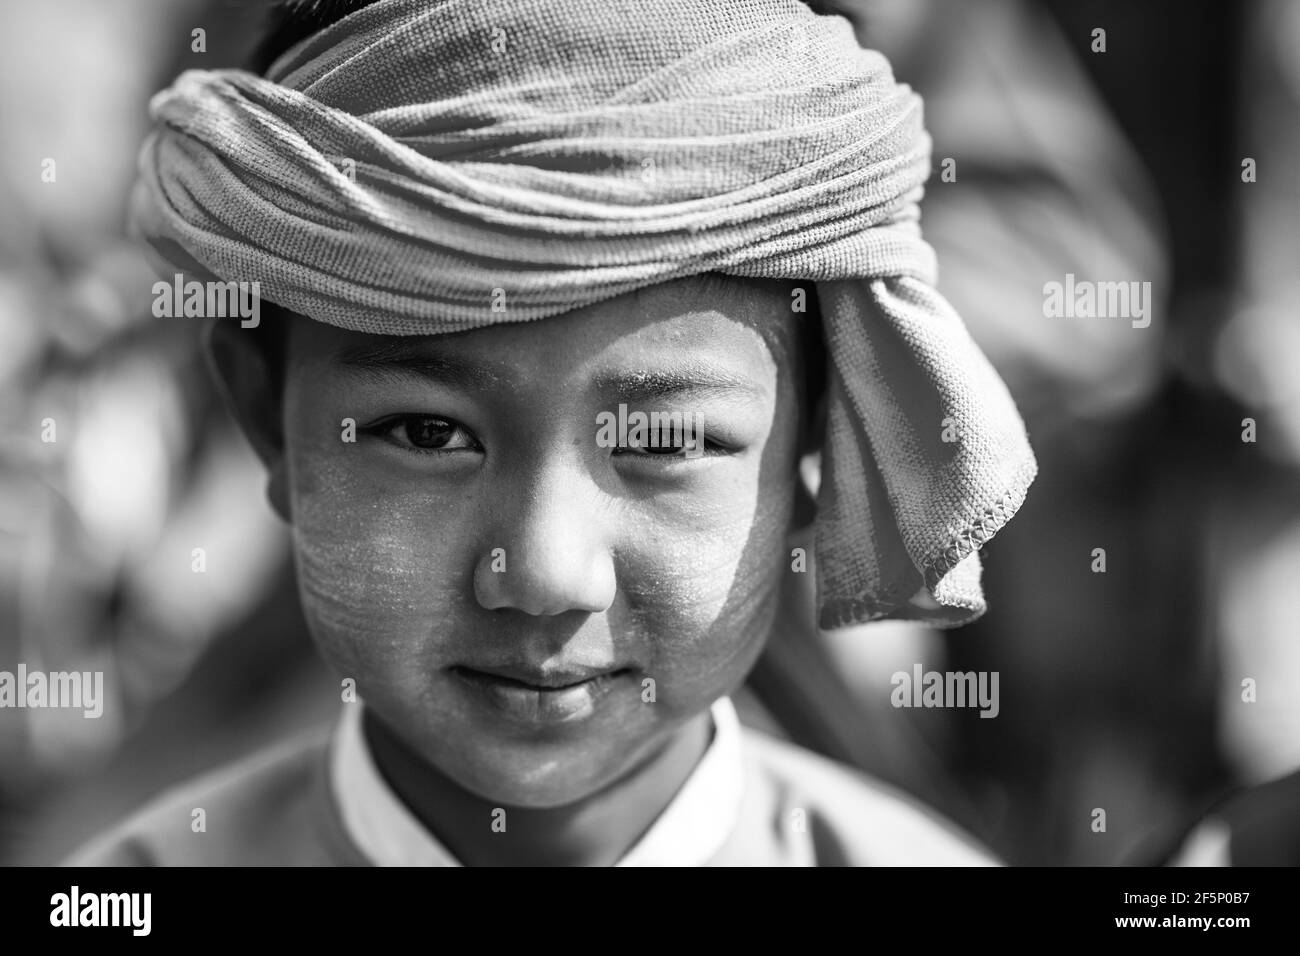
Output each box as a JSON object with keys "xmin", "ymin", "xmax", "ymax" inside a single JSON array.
[
  {"xmin": 450, "ymin": 664, "xmax": 631, "ymax": 724},
  {"xmin": 457, "ymin": 662, "xmax": 618, "ymax": 689}
]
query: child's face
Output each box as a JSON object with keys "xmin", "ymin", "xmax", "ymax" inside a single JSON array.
[{"xmin": 277, "ymin": 276, "xmax": 806, "ymax": 807}]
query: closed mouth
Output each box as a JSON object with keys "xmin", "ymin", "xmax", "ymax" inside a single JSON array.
[
  {"xmin": 449, "ymin": 664, "xmax": 635, "ymax": 724},
  {"xmin": 450, "ymin": 665, "xmax": 631, "ymax": 691}
]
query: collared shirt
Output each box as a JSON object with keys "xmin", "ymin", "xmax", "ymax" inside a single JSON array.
[
  {"xmin": 329, "ymin": 696, "xmax": 746, "ymax": 867},
  {"xmin": 69, "ymin": 692, "xmax": 1001, "ymax": 867}
]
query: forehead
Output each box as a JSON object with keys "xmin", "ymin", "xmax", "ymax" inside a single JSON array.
[{"xmin": 286, "ymin": 274, "xmax": 803, "ymax": 381}]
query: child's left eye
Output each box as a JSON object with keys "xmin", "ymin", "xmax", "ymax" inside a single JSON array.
[
  {"xmin": 363, "ymin": 414, "xmax": 481, "ymax": 454},
  {"xmin": 611, "ymin": 429, "xmax": 728, "ymax": 461}
]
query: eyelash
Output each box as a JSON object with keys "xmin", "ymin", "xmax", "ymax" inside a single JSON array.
[{"xmin": 611, "ymin": 439, "xmax": 730, "ymax": 460}]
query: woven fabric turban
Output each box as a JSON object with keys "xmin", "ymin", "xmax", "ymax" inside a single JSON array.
[{"xmin": 130, "ymin": 0, "xmax": 1037, "ymax": 629}]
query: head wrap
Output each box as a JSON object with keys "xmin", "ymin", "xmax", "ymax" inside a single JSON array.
[{"xmin": 130, "ymin": 0, "xmax": 1037, "ymax": 629}]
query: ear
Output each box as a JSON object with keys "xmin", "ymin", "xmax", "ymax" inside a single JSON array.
[
  {"xmin": 202, "ymin": 318, "xmax": 292, "ymax": 523},
  {"xmin": 791, "ymin": 454, "xmax": 818, "ymax": 530}
]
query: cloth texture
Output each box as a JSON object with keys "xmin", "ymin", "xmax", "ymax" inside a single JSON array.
[
  {"xmin": 65, "ymin": 706, "xmax": 1000, "ymax": 866},
  {"xmin": 129, "ymin": 0, "xmax": 1037, "ymax": 628}
]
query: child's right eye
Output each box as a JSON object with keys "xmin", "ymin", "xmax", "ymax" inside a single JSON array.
[{"xmin": 362, "ymin": 414, "xmax": 482, "ymax": 454}]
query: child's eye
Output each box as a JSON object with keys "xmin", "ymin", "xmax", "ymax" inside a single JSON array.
[
  {"xmin": 612, "ymin": 428, "xmax": 727, "ymax": 460},
  {"xmin": 363, "ymin": 414, "xmax": 481, "ymax": 454},
  {"xmin": 616, "ymin": 439, "xmax": 691, "ymax": 458}
]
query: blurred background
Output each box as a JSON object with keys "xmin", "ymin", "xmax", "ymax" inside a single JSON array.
[{"xmin": 1, "ymin": 0, "xmax": 1297, "ymax": 866}]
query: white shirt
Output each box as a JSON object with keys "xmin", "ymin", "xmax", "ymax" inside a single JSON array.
[{"xmin": 329, "ymin": 696, "xmax": 745, "ymax": 866}]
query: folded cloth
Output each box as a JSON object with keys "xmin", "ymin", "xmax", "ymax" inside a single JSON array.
[{"xmin": 129, "ymin": 0, "xmax": 1037, "ymax": 629}]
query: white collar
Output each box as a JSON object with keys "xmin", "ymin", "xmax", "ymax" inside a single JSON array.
[{"xmin": 329, "ymin": 696, "xmax": 745, "ymax": 866}]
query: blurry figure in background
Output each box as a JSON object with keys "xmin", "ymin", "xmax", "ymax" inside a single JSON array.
[
  {"xmin": 1210, "ymin": 0, "xmax": 1300, "ymax": 782},
  {"xmin": 1134, "ymin": 0, "xmax": 1300, "ymax": 867},
  {"xmin": 1147, "ymin": 768, "xmax": 1300, "ymax": 866}
]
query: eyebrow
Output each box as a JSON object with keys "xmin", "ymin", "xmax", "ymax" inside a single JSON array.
[
  {"xmin": 333, "ymin": 339, "xmax": 505, "ymax": 391},
  {"xmin": 592, "ymin": 364, "xmax": 768, "ymax": 404}
]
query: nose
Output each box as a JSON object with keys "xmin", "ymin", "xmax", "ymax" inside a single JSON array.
[{"xmin": 473, "ymin": 462, "xmax": 616, "ymax": 617}]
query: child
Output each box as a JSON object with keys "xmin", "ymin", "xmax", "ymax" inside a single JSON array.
[{"xmin": 69, "ymin": 0, "xmax": 1035, "ymax": 866}]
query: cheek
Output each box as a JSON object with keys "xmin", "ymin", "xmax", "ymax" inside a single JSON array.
[
  {"xmin": 622, "ymin": 431, "xmax": 800, "ymax": 705},
  {"xmin": 282, "ymin": 425, "xmax": 469, "ymax": 691}
]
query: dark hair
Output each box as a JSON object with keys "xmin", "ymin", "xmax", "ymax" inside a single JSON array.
[
  {"xmin": 248, "ymin": 0, "xmax": 384, "ymax": 74},
  {"xmin": 248, "ymin": 0, "xmax": 843, "ymax": 76}
]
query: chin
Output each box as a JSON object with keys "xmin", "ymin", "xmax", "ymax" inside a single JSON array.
[{"xmin": 454, "ymin": 756, "xmax": 617, "ymax": 809}]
